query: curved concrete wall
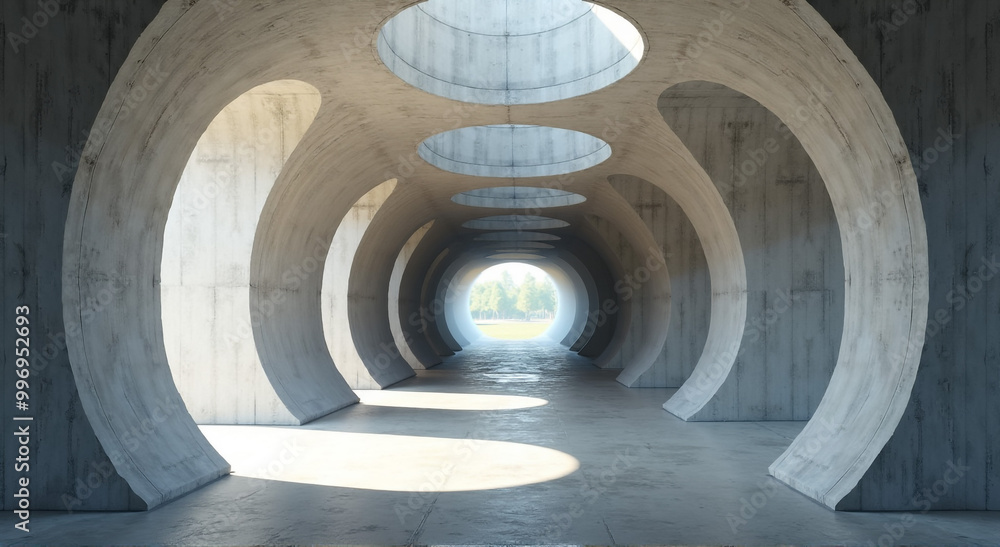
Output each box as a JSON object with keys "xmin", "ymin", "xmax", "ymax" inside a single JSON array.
[
  {"xmin": 660, "ymin": 83, "xmax": 844, "ymax": 418},
  {"xmin": 418, "ymin": 247, "xmax": 459, "ymax": 357},
  {"xmin": 425, "ymin": 248, "xmax": 466, "ymax": 353},
  {"xmin": 397, "ymin": 223, "xmax": 459, "ymax": 367},
  {"xmin": 571, "ymin": 221, "xmax": 635, "ymax": 367},
  {"xmin": 558, "ymin": 240, "xmax": 618, "ymax": 357},
  {"xmin": 537, "ymin": 260, "xmax": 586, "ymax": 344},
  {"xmin": 438, "ymin": 261, "xmax": 488, "ymax": 347},
  {"xmin": 388, "ymin": 221, "xmax": 435, "ymax": 370},
  {"xmin": 322, "ymin": 179, "xmax": 405, "ymax": 389},
  {"xmin": 646, "ymin": 2, "xmax": 928, "ymax": 509},
  {"xmin": 607, "ymin": 175, "xmax": 710, "ymax": 388}
]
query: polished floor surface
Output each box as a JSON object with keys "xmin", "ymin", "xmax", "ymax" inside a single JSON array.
[{"xmin": 2, "ymin": 340, "xmax": 998, "ymax": 545}]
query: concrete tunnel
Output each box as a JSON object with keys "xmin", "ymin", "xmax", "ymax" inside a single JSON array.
[{"xmin": 18, "ymin": 0, "xmax": 1000, "ymax": 537}]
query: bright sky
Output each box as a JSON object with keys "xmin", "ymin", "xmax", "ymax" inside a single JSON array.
[{"xmin": 475, "ymin": 263, "xmax": 552, "ymax": 285}]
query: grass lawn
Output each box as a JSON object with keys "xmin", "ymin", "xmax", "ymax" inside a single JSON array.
[{"xmin": 475, "ymin": 320, "xmax": 552, "ymax": 340}]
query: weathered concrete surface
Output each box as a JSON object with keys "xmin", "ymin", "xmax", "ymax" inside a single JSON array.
[
  {"xmin": 584, "ymin": 216, "xmax": 637, "ymax": 370},
  {"xmin": 805, "ymin": 0, "xmax": 1000, "ymax": 511},
  {"xmin": 608, "ymin": 175, "xmax": 710, "ymax": 388},
  {"xmin": 1, "ymin": 0, "xmax": 165, "ymax": 510},
  {"xmin": 162, "ymin": 81, "xmax": 320, "ymax": 425},
  {"xmin": 654, "ymin": 83, "xmax": 845, "ymax": 420}
]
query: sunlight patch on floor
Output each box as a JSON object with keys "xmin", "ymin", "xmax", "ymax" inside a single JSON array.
[
  {"xmin": 356, "ymin": 390, "xmax": 548, "ymax": 410},
  {"xmin": 201, "ymin": 427, "xmax": 579, "ymax": 492}
]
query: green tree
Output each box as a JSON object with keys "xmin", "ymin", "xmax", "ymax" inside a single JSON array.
[
  {"xmin": 469, "ymin": 283, "xmax": 488, "ymax": 319},
  {"xmin": 516, "ymin": 272, "xmax": 538, "ymax": 319},
  {"xmin": 538, "ymin": 277, "xmax": 556, "ymax": 318},
  {"xmin": 498, "ymin": 271, "xmax": 517, "ymax": 318},
  {"xmin": 485, "ymin": 281, "xmax": 504, "ymax": 319},
  {"xmin": 469, "ymin": 269, "xmax": 559, "ymax": 322}
]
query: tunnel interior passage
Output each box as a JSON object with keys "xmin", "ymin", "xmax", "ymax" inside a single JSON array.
[{"xmin": 60, "ymin": 0, "xmax": 933, "ymax": 518}]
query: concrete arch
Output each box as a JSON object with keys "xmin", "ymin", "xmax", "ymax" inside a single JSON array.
[
  {"xmin": 569, "ymin": 219, "xmax": 636, "ymax": 367},
  {"xmin": 398, "ymin": 223, "xmax": 461, "ymax": 368},
  {"xmin": 321, "ymin": 179, "xmax": 409, "ymax": 389},
  {"xmin": 438, "ymin": 261, "xmax": 488, "ymax": 347},
  {"xmin": 59, "ymin": 13, "xmax": 292, "ymax": 507},
  {"xmin": 641, "ymin": 1, "xmax": 928, "ymax": 509},
  {"xmin": 606, "ymin": 174, "xmax": 712, "ymax": 389},
  {"xmin": 388, "ymin": 221, "xmax": 436, "ymax": 370},
  {"xmin": 552, "ymin": 240, "xmax": 617, "ymax": 356},
  {"xmin": 425, "ymin": 247, "xmax": 467, "ymax": 353},
  {"xmin": 419, "ymin": 247, "xmax": 461, "ymax": 357},
  {"xmin": 652, "ymin": 83, "xmax": 844, "ymax": 409},
  {"xmin": 580, "ymin": 181, "xmax": 672, "ymax": 385}
]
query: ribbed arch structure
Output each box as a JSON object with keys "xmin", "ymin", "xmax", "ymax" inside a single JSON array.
[{"xmin": 63, "ymin": 0, "xmax": 926, "ymax": 512}]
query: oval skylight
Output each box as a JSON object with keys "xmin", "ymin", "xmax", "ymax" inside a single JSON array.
[
  {"xmin": 453, "ymin": 187, "xmax": 587, "ymax": 209},
  {"xmin": 420, "ymin": 125, "xmax": 611, "ymax": 178},
  {"xmin": 378, "ymin": 0, "xmax": 644, "ymax": 105},
  {"xmin": 488, "ymin": 253, "xmax": 546, "ymax": 261},
  {"xmin": 486, "ymin": 242, "xmax": 556, "ymax": 250},
  {"xmin": 475, "ymin": 232, "xmax": 562, "ymax": 242},
  {"xmin": 463, "ymin": 215, "xmax": 570, "ymax": 231}
]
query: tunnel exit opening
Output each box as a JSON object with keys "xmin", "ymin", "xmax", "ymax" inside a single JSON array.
[{"xmin": 468, "ymin": 263, "xmax": 559, "ymax": 341}]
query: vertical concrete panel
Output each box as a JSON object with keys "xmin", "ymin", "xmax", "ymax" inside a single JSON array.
[
  {"xmin": 658, "ymin": 82, "xmax": 845, "ymax": 420},
  {"xmin": 807, "ymin": 0, "xmax": 1000, "ymax": 510},
  {"xmin": 608, "ymin": 176, "xmax": 711, "ymax": 388},
  {"xmin": 1, "ymin": 0, "xmax": 165, "ymax": 510},
  {"xmin": 162, "ymin": 83, "xmax": 320, "ymax": 425},
  {"xmin": 586, "ymin": 216, "xmax": 636, "ymax": 370}
]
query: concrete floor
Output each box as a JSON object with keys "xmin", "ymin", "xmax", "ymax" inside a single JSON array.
[{"xmin": 2, "ymin": 340, "xmax": 997, "ymax": 545}]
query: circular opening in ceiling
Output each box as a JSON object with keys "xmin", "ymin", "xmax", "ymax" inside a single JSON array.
[
  {"xmin": 488, "ymin": 253, "xmax": 546, "ymax": 261},
  {"xmin": 476, "ymin": 231, "xmax": 561, "ymax": 242},
  {"xmin": 463, "ymin": 215, "xmax": 570, "ymax": 231},
  {"xmin": 377, "ymin": 0, "xmax": 644, "ymax": 105},
  {"xmin": 420, "ymin": 125, "xmax": 610, "ymax": 178},
  {"xmin": 453, "ymin": 187, "xmax": 587, "ymax": 209},
  {"xmin": 487, "ymin": 242, "xmax": 555, "ymax": 251}
]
